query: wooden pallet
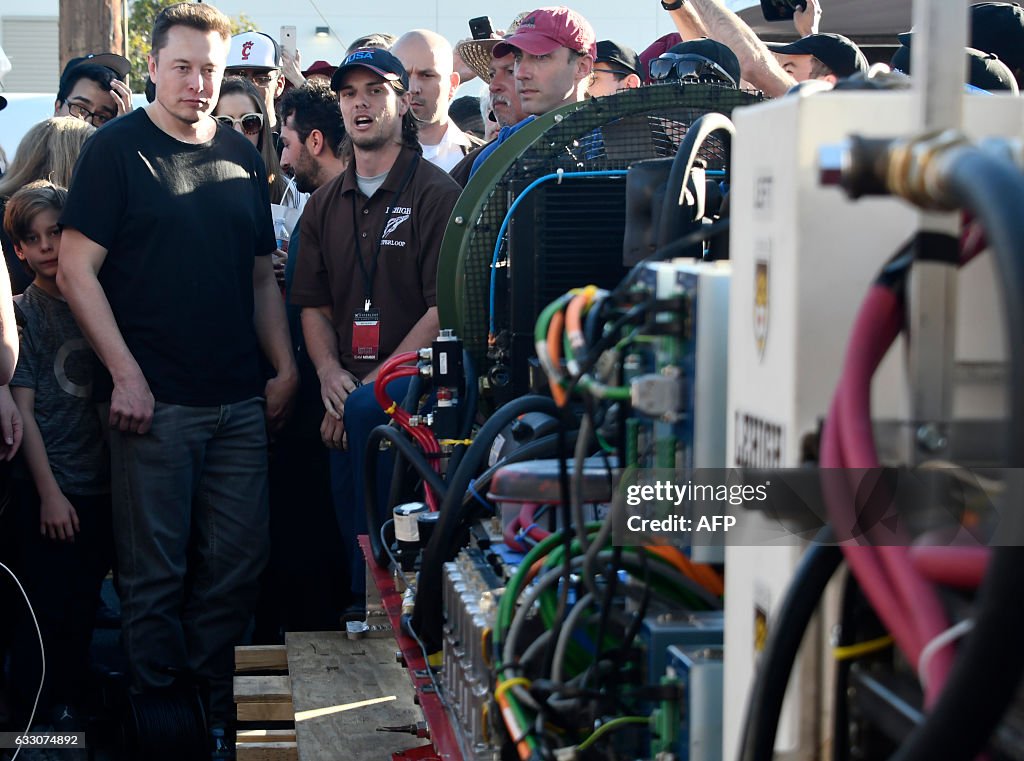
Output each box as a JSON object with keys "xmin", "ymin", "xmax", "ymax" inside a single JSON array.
[
  {"xmin": 235, "ymin": 645, "xmax": 298, "ymax": 761},
  {"xmin": 235, "ymin": 635, "xmax": 425, "ymax": 761}
]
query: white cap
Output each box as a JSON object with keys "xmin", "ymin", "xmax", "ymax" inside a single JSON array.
[{"xmin": 227, "ymin": 31, "xmax": 280, "ymax": 70}]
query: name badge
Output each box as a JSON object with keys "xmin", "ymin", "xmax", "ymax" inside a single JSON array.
[{"xmin": 352, "ymin": 308, "xmax": 381, "ymax": 361}]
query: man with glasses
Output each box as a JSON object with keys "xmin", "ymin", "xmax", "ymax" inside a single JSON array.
[
  {"xmin": 54, "ymin": 53, "xmax": 133, "ymax": 127},
  {"xmin": 226, "ymin": 31, "xmax": 285, "ymax": 131},
  {"xmin": 588, "ymin": 40, "xmax": 643, "ymax": 97},
  {"xmin": 649, "ymin": 38, "xmax": 741, "ymax": 89}
]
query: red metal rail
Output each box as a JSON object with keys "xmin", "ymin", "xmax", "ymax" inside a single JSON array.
[{"xmin": 359, "ymin": 535, "xmax": 463, "ymax": 761}]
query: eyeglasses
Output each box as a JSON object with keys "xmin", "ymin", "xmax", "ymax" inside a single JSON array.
[
  {"xmin": 231, "ymin": 70, "xmax": 277, "ymax": 87},
  {"xmin": 66, "ymin": 101, "xmax": 115, "ymax": 126},
  {"xmin": 593, "ymin": 67, "xmax": 634, "ymax": 78},
  {"xmin": 649, "ymin": 53, "xmax": 737, "ymax": 87},
  {"xmin": 214, "ymin": 112, "xmax": 265, "ymax": 135}
]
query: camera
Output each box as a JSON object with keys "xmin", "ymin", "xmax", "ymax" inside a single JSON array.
[{"xmin": 760, "ymin": 0, "xmax": 808, "ymax": 22}]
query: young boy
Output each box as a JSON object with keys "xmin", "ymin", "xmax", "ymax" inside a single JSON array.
[{"xmin": 4, "ymin": 180, "xmax": 111, "ymax": 743}]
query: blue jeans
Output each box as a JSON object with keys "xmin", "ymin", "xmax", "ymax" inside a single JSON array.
[
  {"xmin": 329, "ymin": 377, "xmax": 411, "ymax": 603},
  {"xmin": 107, "ymin": 398, "xmax": 269, "ymax": 724}
]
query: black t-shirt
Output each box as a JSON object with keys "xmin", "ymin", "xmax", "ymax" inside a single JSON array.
[{"xmin": 61, "ymin": 109, "xmax": 276, "ymax": 406}]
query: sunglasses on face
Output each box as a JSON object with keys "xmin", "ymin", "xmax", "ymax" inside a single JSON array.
[
  {"xmin": 649, "ymin": 53, "xmax": 737, "ymax": 87},
  {"xmin": 214, "ymin": 112, "xmax": 264, "ymax": 135}
]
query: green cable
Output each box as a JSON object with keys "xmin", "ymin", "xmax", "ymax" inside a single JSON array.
[{"xmin": 577, "ymin": 716, "xmax": 650, "ymax": 751}]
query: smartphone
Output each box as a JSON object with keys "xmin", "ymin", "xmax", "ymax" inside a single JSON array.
[
  {"xmin": 280, "ymin": 25, "xmax": 297, "ymax": 55},
  {"xmin": 468, "ymin": 16, "xmax": 494, "ymax": 40}
]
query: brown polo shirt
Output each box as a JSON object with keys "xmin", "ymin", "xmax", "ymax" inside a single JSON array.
[{"xmin": 291, "ymin": 145, "xmax": 462, "ymax": 379}]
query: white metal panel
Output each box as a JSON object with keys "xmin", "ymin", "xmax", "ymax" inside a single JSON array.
[{"xmin": 2, "ymin": 17, "xmax": 59, "ymax": 93}]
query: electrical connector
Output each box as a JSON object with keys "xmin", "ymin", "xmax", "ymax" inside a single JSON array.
[{"xmin": 630, "ymin": 368, "xmax": 683, "ymax": 421}]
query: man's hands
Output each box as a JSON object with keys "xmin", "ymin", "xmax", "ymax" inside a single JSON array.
[
  {"xmin": 794, "ymin": 0, "xmax": 821, "ymax": 37},
  {"xmin": 265, "ymin": 370, "xmax": 298, "ymax": 433},
  {"xmin": 318, "ymin": 364, "xmax": 359, "ymax": 420},
  {"xmin": 320, "ymin": 410, "xmax": 346, "ymax": 449},
  {"xmin": 272, "ymin": 248, "xmax": 287, "ymax": 289},
  {"xmin": 40, "ymin": 489, "xmax": 80, "ymax": 542},
  {"xmin": 109, "ymin": 367, "xmax": 154, "ymax": 434},
  {"xmin": 281, "ymin": 48, "xmax": 306, "ymax": 88},
  {"xmin": 0, "ymin": 385, "xmax": 22, "ymax": 461},
  {"xmin": 109, "ymin": 79, "xmax": 134, "ymax": 117}
]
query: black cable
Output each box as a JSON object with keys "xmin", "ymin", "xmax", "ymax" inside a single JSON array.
[
  {"xmin": 737, "ymin": 530, "xmax": 841, "ymax": 761},
  {"xmin": 657, "ymin": 112, "xmax": 734, "ymax": 249},
  {"xmin": 610, "ymin": 219, "xmax": 730, "ymax": 302},
  {"xmin": 882, "ymin": 148, "xmax": 1024, "ymax": 761},
  {"xmin": 541, "ymin": 418, "xmax": 577, "ymax": 679},
  {"xmin": 363, "ymin": 425, "xmax": 448, "ymax": 568},
  {"xmin": 412, "ymin": 395, "xmax": 564, "ymax": 651},
  {"xmin": 459, "ymin": 348, "xmax": 479, "ymax": 440}
]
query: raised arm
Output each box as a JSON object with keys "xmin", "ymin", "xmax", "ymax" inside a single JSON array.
[{"xmin": 688, "ymin": 0, "xmax": 797, "ymax": 96}]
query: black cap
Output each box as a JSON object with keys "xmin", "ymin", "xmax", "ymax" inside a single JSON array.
[
  {"xmin": 890, "ymin": 44, "xmax": 1019, "ymax": 93},
  {"xmin": 331, "ymin": 48, "xmax": 409, "ymax": 92},
  {"xmin": 596, "ymin": 40, "xmax": 642, "ymax": 78},
  {"xmin": 767, "ymin": 33, "xmax": 868, "ymax": 78},
  {"xmin": 653, "ymin": 38, "xmax": 741, "ymax": 86},
  {"xmin": 971, "ymin": 2, "xmax": 1024, "ymax": 72},
  {"xmin": 60, "ymin": 53, "xmax": 131, "ymax": 82},
  {"xmin": 898, "ymin": 4, "xmax": 1024, "ymax": 75}
]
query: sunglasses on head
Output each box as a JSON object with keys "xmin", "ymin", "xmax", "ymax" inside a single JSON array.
[
  {"xmin": 649, "ymin": 53, "xmax": 737, "ymax": 87},
  {"xmin": 214, "ymin": 112, "xmax": 264, "ymax": 135}
]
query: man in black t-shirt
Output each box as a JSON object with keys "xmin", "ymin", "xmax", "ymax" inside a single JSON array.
[{"xmin": 57, "ymin": 3, "xmax": 297, "ymax": 743}]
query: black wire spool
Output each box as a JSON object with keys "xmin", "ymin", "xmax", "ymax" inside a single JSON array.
[{"xmin": 119, "ymin": 686, "xmax": 208, "ymax": 761}]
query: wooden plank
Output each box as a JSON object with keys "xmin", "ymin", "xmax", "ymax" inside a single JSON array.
[
  {"xmin": 235, "ymin": 676, "xmax": 292, "ymax": 703},
  {"xmin": 236, "ymin": 645, "xmax": 289, "ymax": 673},
  {"xmin": 236, "ymin": 742, "xmax": 299, "ymax": 761},
  {"xmin": 285, "ymin": 631, "xmax": 423, "ymax": 761},
  {"xmin": 237, "ymin": 730, "xmax": 297, "ymax": 744},
  {"xmin": 237, "ymin": 702, "xmax": 295, "ymax": 723}
]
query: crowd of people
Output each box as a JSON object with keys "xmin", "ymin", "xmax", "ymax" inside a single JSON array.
[{"xmin": 0, "ymin": 1, "xmax": 1021, "ymax": 759}]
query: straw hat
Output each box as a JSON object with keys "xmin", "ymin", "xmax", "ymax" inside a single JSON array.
[{"xmin": 455, "ymin": 12, "xmax": 529, "ymax": 83}]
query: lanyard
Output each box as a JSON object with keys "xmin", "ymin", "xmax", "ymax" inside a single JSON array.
[{"xmin": 351, "ymin": 153, "xmax": 420, "ymax": 310}]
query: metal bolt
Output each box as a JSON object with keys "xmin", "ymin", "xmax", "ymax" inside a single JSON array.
[
  {"xmin": 916, "ymin": 423, "xmax": 948, "ymax": 452},
  {"xmin": 454, "ymin": 216, "xmax": 464, "ymax": 225}
]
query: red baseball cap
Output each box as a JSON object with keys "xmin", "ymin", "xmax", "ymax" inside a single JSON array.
[{"xmin": 493, "ymin": 6, "xmax": 597, "ymax": 60}]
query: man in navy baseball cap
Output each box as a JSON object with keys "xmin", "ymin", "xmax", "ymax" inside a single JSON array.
[{"xmin": 331, "ymin": 48, "xmax": 410, "ymax": 92}]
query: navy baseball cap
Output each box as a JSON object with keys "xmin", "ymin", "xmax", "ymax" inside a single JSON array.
[
  {"xmin": 331, "ymin": 48, "xmax": 410, "ymax": 92},
  {"xmin": 767, "ymin": 34, "xmax": 868, "ymax": 78}
]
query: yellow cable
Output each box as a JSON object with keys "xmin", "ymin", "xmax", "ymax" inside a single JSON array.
[
  {"xmin": 834, "ymin": 635, "xmax": 894, "ymax": 661},
  {"xmin": 384, "ymin": 402, "xmax": 397, "ymax": 416},
  {"xmin": 494, "ymin": 677, "xmax": 532, "ymax": 702},
  {"xmin": 439, "ymin": 438, "xmax": 474, "ymax": 446}
]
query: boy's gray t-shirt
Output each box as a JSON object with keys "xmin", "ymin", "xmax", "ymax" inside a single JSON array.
[{"xmin": 11, "ymin": 284, "xmax": 108, "ymax": 494}]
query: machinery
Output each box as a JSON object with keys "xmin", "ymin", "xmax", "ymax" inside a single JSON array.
[{"xmin": 355, "ymin": 4, "xmax": 1024, "ymax": 760}]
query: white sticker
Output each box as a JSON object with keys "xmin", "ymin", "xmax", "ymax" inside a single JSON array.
[{"xmin": 488, "ymin": 433, "xmax": 506, "ymax": 467}]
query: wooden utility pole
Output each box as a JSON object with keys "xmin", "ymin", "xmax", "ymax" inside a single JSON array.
[{"xmin": 58, "ymin": 0, "xmax": 124, "ymax": 74}]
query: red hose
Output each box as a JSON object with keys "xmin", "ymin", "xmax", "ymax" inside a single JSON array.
[
  {"xmin": 827, "ymin": 283, "xmax": 956, "ymax": 705},
  {"xmin": 910, "ymin": 545, "xmax": 990, "ymax": 590}
]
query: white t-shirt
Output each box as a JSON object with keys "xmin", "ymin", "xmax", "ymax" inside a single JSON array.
[{"xmin": 420, "ymin": 121, "xmax": 475, "ymax": 172}]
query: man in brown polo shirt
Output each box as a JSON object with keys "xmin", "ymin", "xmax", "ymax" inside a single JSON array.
[{"xmin": 291, "ymin": 47, "xmax": 462, "ymax": 616}]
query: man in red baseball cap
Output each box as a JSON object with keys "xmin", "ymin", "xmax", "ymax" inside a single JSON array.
[
  {"xmin": 468, "ymin": 6, "xmax": 596, "ymax": 179},
  {"xmin": 493, "ymin": 6, "xmax": 596, "ymax": 115}
]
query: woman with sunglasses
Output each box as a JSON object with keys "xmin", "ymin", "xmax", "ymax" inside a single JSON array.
[{"xmin": 214, "ymin": 76, "xmax": 288, "ymax": 203}]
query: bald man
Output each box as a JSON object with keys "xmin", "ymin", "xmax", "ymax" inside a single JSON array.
[{"xmin": 392, "ymin": 29, "xmax": 481, "ymax": 171}]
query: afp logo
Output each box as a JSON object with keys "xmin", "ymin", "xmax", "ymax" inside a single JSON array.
[
  {"xmin": 754, "ymin": 259, "xmax": 769, "ymax": 361},
  {"xmin": 241, "ymin": 41, "xmax": 254, "ymax": 61}
]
